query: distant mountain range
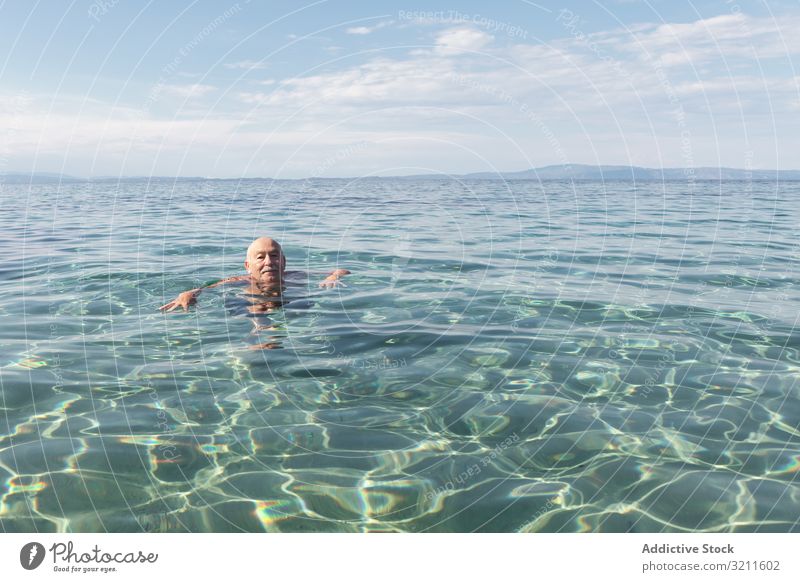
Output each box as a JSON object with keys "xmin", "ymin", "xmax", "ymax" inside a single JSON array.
[
  {"xmin": 397, "ymin": 164, "xmax": 800, "ymax": 181},
  {"xmin": 0, "ymin": 172, "xmax": 82, "ymax": 183},
  {"xmin": 0, "ymin": 173, "xmax": 197, "ymax": 184},
  {"xmin": 3, "ymin": 164, "xmax": 800, "ymax": 183}
]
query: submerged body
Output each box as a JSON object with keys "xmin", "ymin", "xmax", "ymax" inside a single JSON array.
[{"xmin": 159, "ymin": 237, "xmax": 350, "ymax": 312}]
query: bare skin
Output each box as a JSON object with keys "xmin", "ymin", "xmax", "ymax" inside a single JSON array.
[{"xmin": 159, "ymin": 237, "xmax": 350, "ymax": 312}]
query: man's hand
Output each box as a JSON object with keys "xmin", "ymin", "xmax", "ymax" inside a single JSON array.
[
  {"xmin": 159, "ymin": 290, "xmax": 199, "ymax": 312},
  {"xmin": 319, "ymin": 278, "xmax": 346, "ymax": 289},
  {"xmin": 319, "ymin": 269, "xmax": 351, "ymax": 288}
]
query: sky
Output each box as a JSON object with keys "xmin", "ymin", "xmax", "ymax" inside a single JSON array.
[{"xmin": 0, "ymin": 0, "xmax": 798, "ymax": 178}]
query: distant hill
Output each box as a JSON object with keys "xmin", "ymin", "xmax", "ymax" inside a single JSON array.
[
  {"xmin": 396, "ymin": 164, "xmax": 800, "ymax": 180},
  {"xmin": 4, "ymin": 165, "xmax": 800, "ymax": 182},
  {"xmin": 0, "ymin": 173, "xmax": 213, "ymax": 184},
  {"xmin": 477, "ymin": 164, "xmax": 800, "ymax": 180},
  {"xmin": 0, "ymin": 172, "xmax": 81, "ymax": 184}
]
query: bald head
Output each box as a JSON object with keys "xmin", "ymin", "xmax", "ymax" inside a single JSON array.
[
  {"xmin": 245, "ymin": 237, "xmax": 286, "ymax": 283},
  {"xmin": 247, "ymin": 237, "xmax": 281, "ymax": 258}
]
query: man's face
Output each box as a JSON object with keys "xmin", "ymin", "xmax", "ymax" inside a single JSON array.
[{"xmin": 245, "ymin": 238, "xmax": 286, "ymax": 284}]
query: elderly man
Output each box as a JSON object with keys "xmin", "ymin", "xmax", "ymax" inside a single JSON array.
[{"xmin": 159, "ymin": 237, "xmax": 349, "ymax": 312}]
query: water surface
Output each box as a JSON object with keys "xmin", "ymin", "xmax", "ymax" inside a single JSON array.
[{"xmin": 1, "ymin": 178, "xmax": 799, "ymax": 532}]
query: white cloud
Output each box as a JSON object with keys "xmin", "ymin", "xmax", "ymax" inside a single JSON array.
[
  {"xmin": 159, "ymin": 84, "xmax": 216, "ymax": 99},
  {"xmin": 0, "ymin": 97, "xmax": 243, "ymax": 177},
  {"xmin": 224, "ymin": 60, "xmax": 268, "ymax": 70},
  {"xmin": 345, "ymin": 20, "xmax": 393, "ymax": 35},
  {"xmin": 4, "ymin": 11, "xmax": 800, "ymax": 177},
  {"xmin": 435, "ymin": 27, "xmax": 493, "ymax": 55},
  {"xmin": 609, "ymin": 13, "xmax": 800, "ymax": 66},
  {"xmin": 237, "ymin": 57, "xmax": 462, "ymax": 108},
  {"xmin": 346, "ymin": 26, "xmax": 372, "ymax": 35}
]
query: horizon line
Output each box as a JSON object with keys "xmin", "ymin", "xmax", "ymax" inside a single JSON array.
[{"xmin": 3, "ymin": 164, "xmax": 800, "ymax": 182}]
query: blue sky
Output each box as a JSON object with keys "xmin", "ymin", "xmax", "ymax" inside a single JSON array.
[{"xmin": 1, "ymin": 0, "xmax": 798, "ymax": 178}]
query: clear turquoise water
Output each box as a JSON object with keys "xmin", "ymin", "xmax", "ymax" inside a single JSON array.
[{"xmin": 1, "ymin": 178, "xmax": 799, "ymax": 532}]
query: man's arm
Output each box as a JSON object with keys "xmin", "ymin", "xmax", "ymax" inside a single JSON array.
[
  {"xmin": 159, "ymin": 275, "xmax": 250, "ymax": 312},
  {"xmin": 319, "ymin": 269, "xmax": 351, "ymax": 288}
]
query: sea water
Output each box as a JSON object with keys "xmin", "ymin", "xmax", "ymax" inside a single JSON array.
[{"xmin": 1, "ymin": 178, "xmax": 799, "ymax": 532}]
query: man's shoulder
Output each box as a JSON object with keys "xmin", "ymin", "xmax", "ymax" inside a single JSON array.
[{"xmin": 225, "ymin": 275, "xmax": 252, "ymax": 284}]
